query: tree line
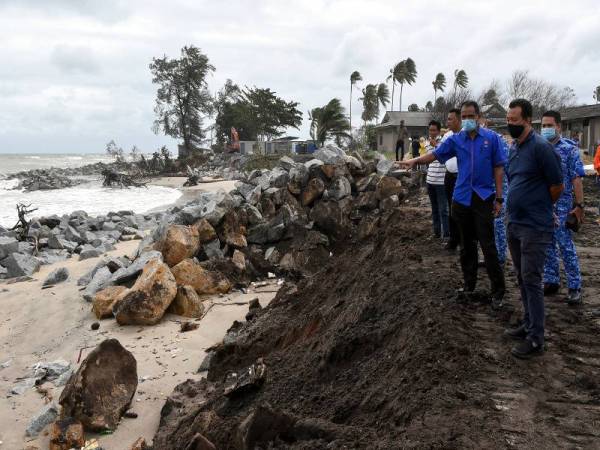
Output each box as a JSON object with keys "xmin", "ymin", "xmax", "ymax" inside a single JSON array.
[{"xmin": 146, "ymin": 45, "xmax": 593, "ymax": 154}]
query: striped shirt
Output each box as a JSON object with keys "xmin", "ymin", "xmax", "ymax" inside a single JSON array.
[{"xmin": 426, "ymin": 141, "xmax": 446, "ymax": 185}]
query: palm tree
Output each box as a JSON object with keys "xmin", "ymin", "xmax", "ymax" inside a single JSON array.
[
  {"xmin": 376, "ymin": 83, "xmax": 390, "ymax": 117},
  {"xmin": 394, "ymin": 58, "xmax": 417, "ymax": 111},
  {"xmin": 360, "ymin": 84, "xmax": 379, "ymax": 125},
  {"xmin": 349, "ymin": 71, "xmax": 362, "ymax": 129},
  {"xmin": 432, "ymin": 73, "xmax": 446, "ymax": 104},
  {"xmin": 594, "ymin": 85, "xmax": 600, "ymax": 104},
  {"xmin": 454, "ymin": 69, "xmax": 469, "ymax": 90},
  {"xmin": 309, "ymin": 98, "xmax": 351, "ymax": 147}
]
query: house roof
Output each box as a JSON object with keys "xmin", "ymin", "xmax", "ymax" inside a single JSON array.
[
  {"xmin": 560, "ymin": 104, "xmax": 600, "ymax": 121},
  {"xmin": 532, "ymin": 104, "xmax": 600, "ymax": 123},
  {"xmin": 375, "ymin": 111, "xmax": 432, "ymax": 129}
]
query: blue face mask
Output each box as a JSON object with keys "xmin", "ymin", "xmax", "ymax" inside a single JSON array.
[
  {"xmin": 541, "ymin": 128, "xmax": 556, "ymax": 140},
  {"xmin": 462, "ymin": 119, "xmax": 477, "ymax": 132}
]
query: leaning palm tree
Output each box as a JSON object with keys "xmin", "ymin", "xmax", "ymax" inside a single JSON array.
[
  {"xmin": 432, "ymin": 72, "xmax": 446, "ymax": 104},
  {"xmin": 386, "ymin": 65, "xmax": 399, "ymax": 111},
  {"xmin": 395, "ymin": 58, "xmax": 417, "ymax": 111},
  {"xmin": 360, "ymin": 84, "xmax": 379, "ymax": 125},
  {"xmin": 376, "ymin": 83, "xmax": 390, "ymax": 119},
  {"xmin": 349, "ymin": 71, "xmax": 362, "ymax": 128},
  {"xmin": 454, "ymin": 69, "xmax": 469, "ymax": 90},
  {"xmin": 309, "ymin": 98, "xmax": 351, "ymax": 147}
]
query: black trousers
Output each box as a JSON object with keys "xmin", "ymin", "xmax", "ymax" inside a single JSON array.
[
  {"xmin": 444, "ymin": 172, "xmax": 460, "ymax": 245},
  {"xmin": 395, "ymin": 140, "xmax": 405, "ymax": 161},
  {"xmin": 451, "ymin": 193, "xmax": 505, "ymax": 295}
]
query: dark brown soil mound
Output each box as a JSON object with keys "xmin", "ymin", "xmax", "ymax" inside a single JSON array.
[{"xmin": 153, "ymin": 204, "xmax": 600, "ymax": 449}]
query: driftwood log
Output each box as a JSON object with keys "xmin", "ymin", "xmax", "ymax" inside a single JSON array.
[{"xmin": 101, "ymin": 169, "xmax": 147, "ymax": 188}]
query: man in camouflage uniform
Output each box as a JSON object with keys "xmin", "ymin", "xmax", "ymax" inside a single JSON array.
[
  {"xmin": 494, "ymin": 141, "xmax": 509, "ymax": 265},
  {"xmin": 540, "ymin": 110, "xmax": 585, "ymax": 305}
]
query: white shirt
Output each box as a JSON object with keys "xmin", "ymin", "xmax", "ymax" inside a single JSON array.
[
  {"xmin": 425, "ymin": 138, "xmax": 446, "ymax": 185},
  {"xmin": 441, "ymin": 130, "xmax": 457, "ymax": 173}
]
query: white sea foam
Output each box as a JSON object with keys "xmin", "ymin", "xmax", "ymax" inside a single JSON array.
[{"xmin": 0, "ymin": 181, "xmax": 181, "ymax": 227}]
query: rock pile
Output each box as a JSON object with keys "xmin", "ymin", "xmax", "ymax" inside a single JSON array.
[
  {"xmin": 76, "ymin": 146, "xmax": 417, "ymax": 327},
  {"xmin": 0, "ymin": 210, "xmax": 163, "ymax": 279},
  {"xmin": 15, "ymin": 172, "xmax": 85, "ymax": 192}
]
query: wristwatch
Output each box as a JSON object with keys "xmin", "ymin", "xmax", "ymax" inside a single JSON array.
[
  {"xmin": 574, "ymin": 202, "xmax": 584, "ymax": 209},
  {"xmin": 495, "ymin": 197, "xmax": 504, "ymax": 204}
]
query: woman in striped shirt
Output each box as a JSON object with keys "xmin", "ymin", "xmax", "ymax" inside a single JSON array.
[{"xmin": 425, "ymin": 120, "xmax": 449, "ymax": 239}]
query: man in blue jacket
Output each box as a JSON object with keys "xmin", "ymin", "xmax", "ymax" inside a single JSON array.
[
  {"xmin": 503, "ymin": 99, "xmax": 564, "ymax": 359},
  {"xmin": 397, "ymin": 100, "xmax": 507, "ymax": 309}
]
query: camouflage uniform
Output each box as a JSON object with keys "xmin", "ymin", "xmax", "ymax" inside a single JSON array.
[
  {"xmin": 543, "ymin": 138, "xmax": 584, "ymax": 289},
  {"xmin": 494, "ymin": 137, "xmax": 509, "ymax": 264}
]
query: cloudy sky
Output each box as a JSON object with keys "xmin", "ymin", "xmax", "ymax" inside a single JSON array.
[{"xmin": 1, "ymin": 0, "xmax": 599, "ymax": 154}]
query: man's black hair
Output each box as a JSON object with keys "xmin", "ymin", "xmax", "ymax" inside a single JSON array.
[
  {"xmin": 460, "ymin": 100, "xmax": 480, "ymax": 114},
  {"xmin": 542, "ymin": 110, "xmax": 561, "ymax": 124},
  {"xmin": 428, "ymin": 120, "xmax": 441, "ymax": 130},
  {"xmin": 509, "ymin": 98, "xmax": 533, "ymax": 120},
  {"xmin": 448, "ymin": 108, "xmax": 461, "ymax": 117}
]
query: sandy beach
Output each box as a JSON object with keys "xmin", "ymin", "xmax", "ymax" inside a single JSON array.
[
  {"xmin": 150, "ymin": 177, "xmax": 237, "ymax": 207},
  {"xmin": 0, "ymin": 179, "xmax": 277, "ymax": 449}
]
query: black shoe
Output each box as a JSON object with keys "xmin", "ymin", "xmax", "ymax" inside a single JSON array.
[
  {"xmin": 504, "ymin": 324, "xmax": 527, "ymax": 340},
  {"xmin": 543, "ymin": 283, "xmax": 559, "ymax": 296},
  {"xmin": 491, "ymin": 291, "xmax": 504, "ymax": 311},
  {"xmin": 511, "ymin": 340, "xmax": 544, "ymax": 359},
  {"xmin": 566, "ymin": 289, "xmax": 583, "ymax": 305}
]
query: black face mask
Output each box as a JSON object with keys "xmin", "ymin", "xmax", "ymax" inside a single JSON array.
[{"xmin": 508, "ymin": 124, "xmax": 525, "ymax": 139}]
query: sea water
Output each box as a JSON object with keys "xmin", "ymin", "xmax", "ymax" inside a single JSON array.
[{"xmin": 0, "ymin": 154, "xmax": 182, "ymax": 227}]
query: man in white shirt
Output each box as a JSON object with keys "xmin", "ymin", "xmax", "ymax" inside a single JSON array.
[
  {"xmin": 425, "ymin": 120, "xmax": 449, "ymax": 239},
  {"xmin": 442, "ymin": 108, "xmax": 462, "ymax": 249}
]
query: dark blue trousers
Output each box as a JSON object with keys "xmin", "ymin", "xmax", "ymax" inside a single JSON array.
[{"xmin": 507, "ymin": 223, "xmax": 553, "ymax": 345}]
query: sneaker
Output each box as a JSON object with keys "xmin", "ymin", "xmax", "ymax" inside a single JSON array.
[
  {"xmin": 543, "ymin": 283, "xmax": 559, "ymax": 296},
  {"xmin": 566, "ymin": 289, "xmax": 583, "ymax": 306},
  {"xmin": 503, "ymin": 324, "xmax": 527, "ymax": 340},
  {"xmin": 511, "ymin": 340, "xmax": 544, "ymax": 359}
]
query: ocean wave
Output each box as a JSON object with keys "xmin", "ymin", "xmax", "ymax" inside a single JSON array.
[
  {"xmin": 66, "ymin": 156, "xmax": 83, "ymax": 160},
  {"xmin": 27, "ymin": 156, "xmax": 41, "ymax": 159},
  {"xmin": 0, "ymin": 182, "xmax": 182, "ymax": 227}
]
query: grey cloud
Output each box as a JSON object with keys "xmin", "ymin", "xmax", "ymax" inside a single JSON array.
[
  {"xmin": 0, "ymin": 0, "xmax": 132, "ymax": 23},
  {"xmin": 51, "ymin": 45, "xmax": 100, "ymax": 74}
]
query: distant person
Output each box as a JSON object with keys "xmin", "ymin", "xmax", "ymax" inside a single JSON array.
[
  {"xmin": 425, "ymin": 120, "xmax": 448, "ymax": 239},
  {"xmin": 503, "ymin": 99, "xmax": 563, "ymax": 359},
  {"xmin": 441, "ymin": 108, "xmax": 461, "ymax": 250},
  {"xmin": 540, "ymin": 110, "xmax": 585, "ymax": 304},
  {"xmin": 396, "ymin": 120, "xmax": 409, "ymax": 161},
  {"xmin": 397, "ymin": 101, "xmax": 507, "ymax": 310},
  {"xmin": 411, "ymin": 136, "xmax": 420, "ymax": 158}
]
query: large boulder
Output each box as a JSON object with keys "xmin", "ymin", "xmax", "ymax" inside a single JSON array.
[
  {"xmin": 82, "ymin": 266, "xmax": 113, "ymax": 302},
  {"xmin": 0, "ymin": 236, "xmax": 19, "ymax": 260},
  {"xmin": 219, "ymin": 210, "xmax": 247, "ymax": 249},
  {"xmin": 301, "ymin": 178, "xmax": 325, "ymax": 207},
  {"xmin": 108, "ymin": 250, "xmax": 163, "ymax": 286},
  {"xmin": 376, "ymin": 158, "xmax": 394, "ymax": 176},
  {"xmin": 194, "ymin": 219, "xmax": 218, "ymax": 243},
  {"xmin": 93, "ymin": 286, "xmax": 129, "ymax": 319},
  {"xmin": 47, "ymin": 234, "xmax": 78, "ymax": 252},
  {"xmin": 324, "ymin": 176, "xmax": 351, "ymax": 201},
  {"xmin": 59, "ymin": 339, "xmax": 137, "ymax": 432},
  {"xmin": 171, "ymin": 258, "xmax": 232, "ymax": 295},
  {"xmin": 114, "ymin": 259, "xmax": 177, "ymax": 326},
  {"xmin": 376, "ymin": 176, "xmax": 404, "ymax": 200},
  {"xmin": 168, "ymin": 285, "xmax": 206, "ymax": 318},
  {"xmin": 314, "ymin": 145, "xmax": 346, "ymax": 165},
  {"xmin": 155, "ymin": 225, "xmax": 200, "ymax": 267},
  {"xmin": 64, "ymin": 226, "xmax": 84, "ymax": 244},
  {"xmin": 310, "ymin": 199, "xmax": 352, "ymax": 239},
  {"xmin": 26, "ymin": 403, "xmax": 59, "ymax": 437},
  {"xmin": 1, "ymin": 253, "xmax": 40, "ymax": 277}
]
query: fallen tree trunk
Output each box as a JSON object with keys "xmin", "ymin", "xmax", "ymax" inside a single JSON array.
[{"xmin": 101, "ymin": 169, "xmax": 147, "ymax": 188}]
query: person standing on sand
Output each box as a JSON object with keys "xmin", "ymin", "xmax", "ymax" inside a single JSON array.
[
  {"xmin": 540, "ymin": 110, "xmax": 585, "ymax": 305},
  {"xmin": 396, "ymin": 100, "xmax": 507, "ymax": 310},
  {"xmin": 441, "ymin": 108, "xmax": 461, "ymax": 250},
  {"xmin": 396, "ymin": 120, "xmax": 409, "ymax": 161},
  {"xmin": 424, "ymin": 120, "xmax": 448, "ymax": 240},
  {"xmin": 503, "ymin": 99, "xmax": 564, "ymax": 359}
]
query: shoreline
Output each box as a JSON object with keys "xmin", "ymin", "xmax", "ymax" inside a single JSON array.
[{"xmin": 0, "ymin": 237, "xmax": 279, "ymax": 449}]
